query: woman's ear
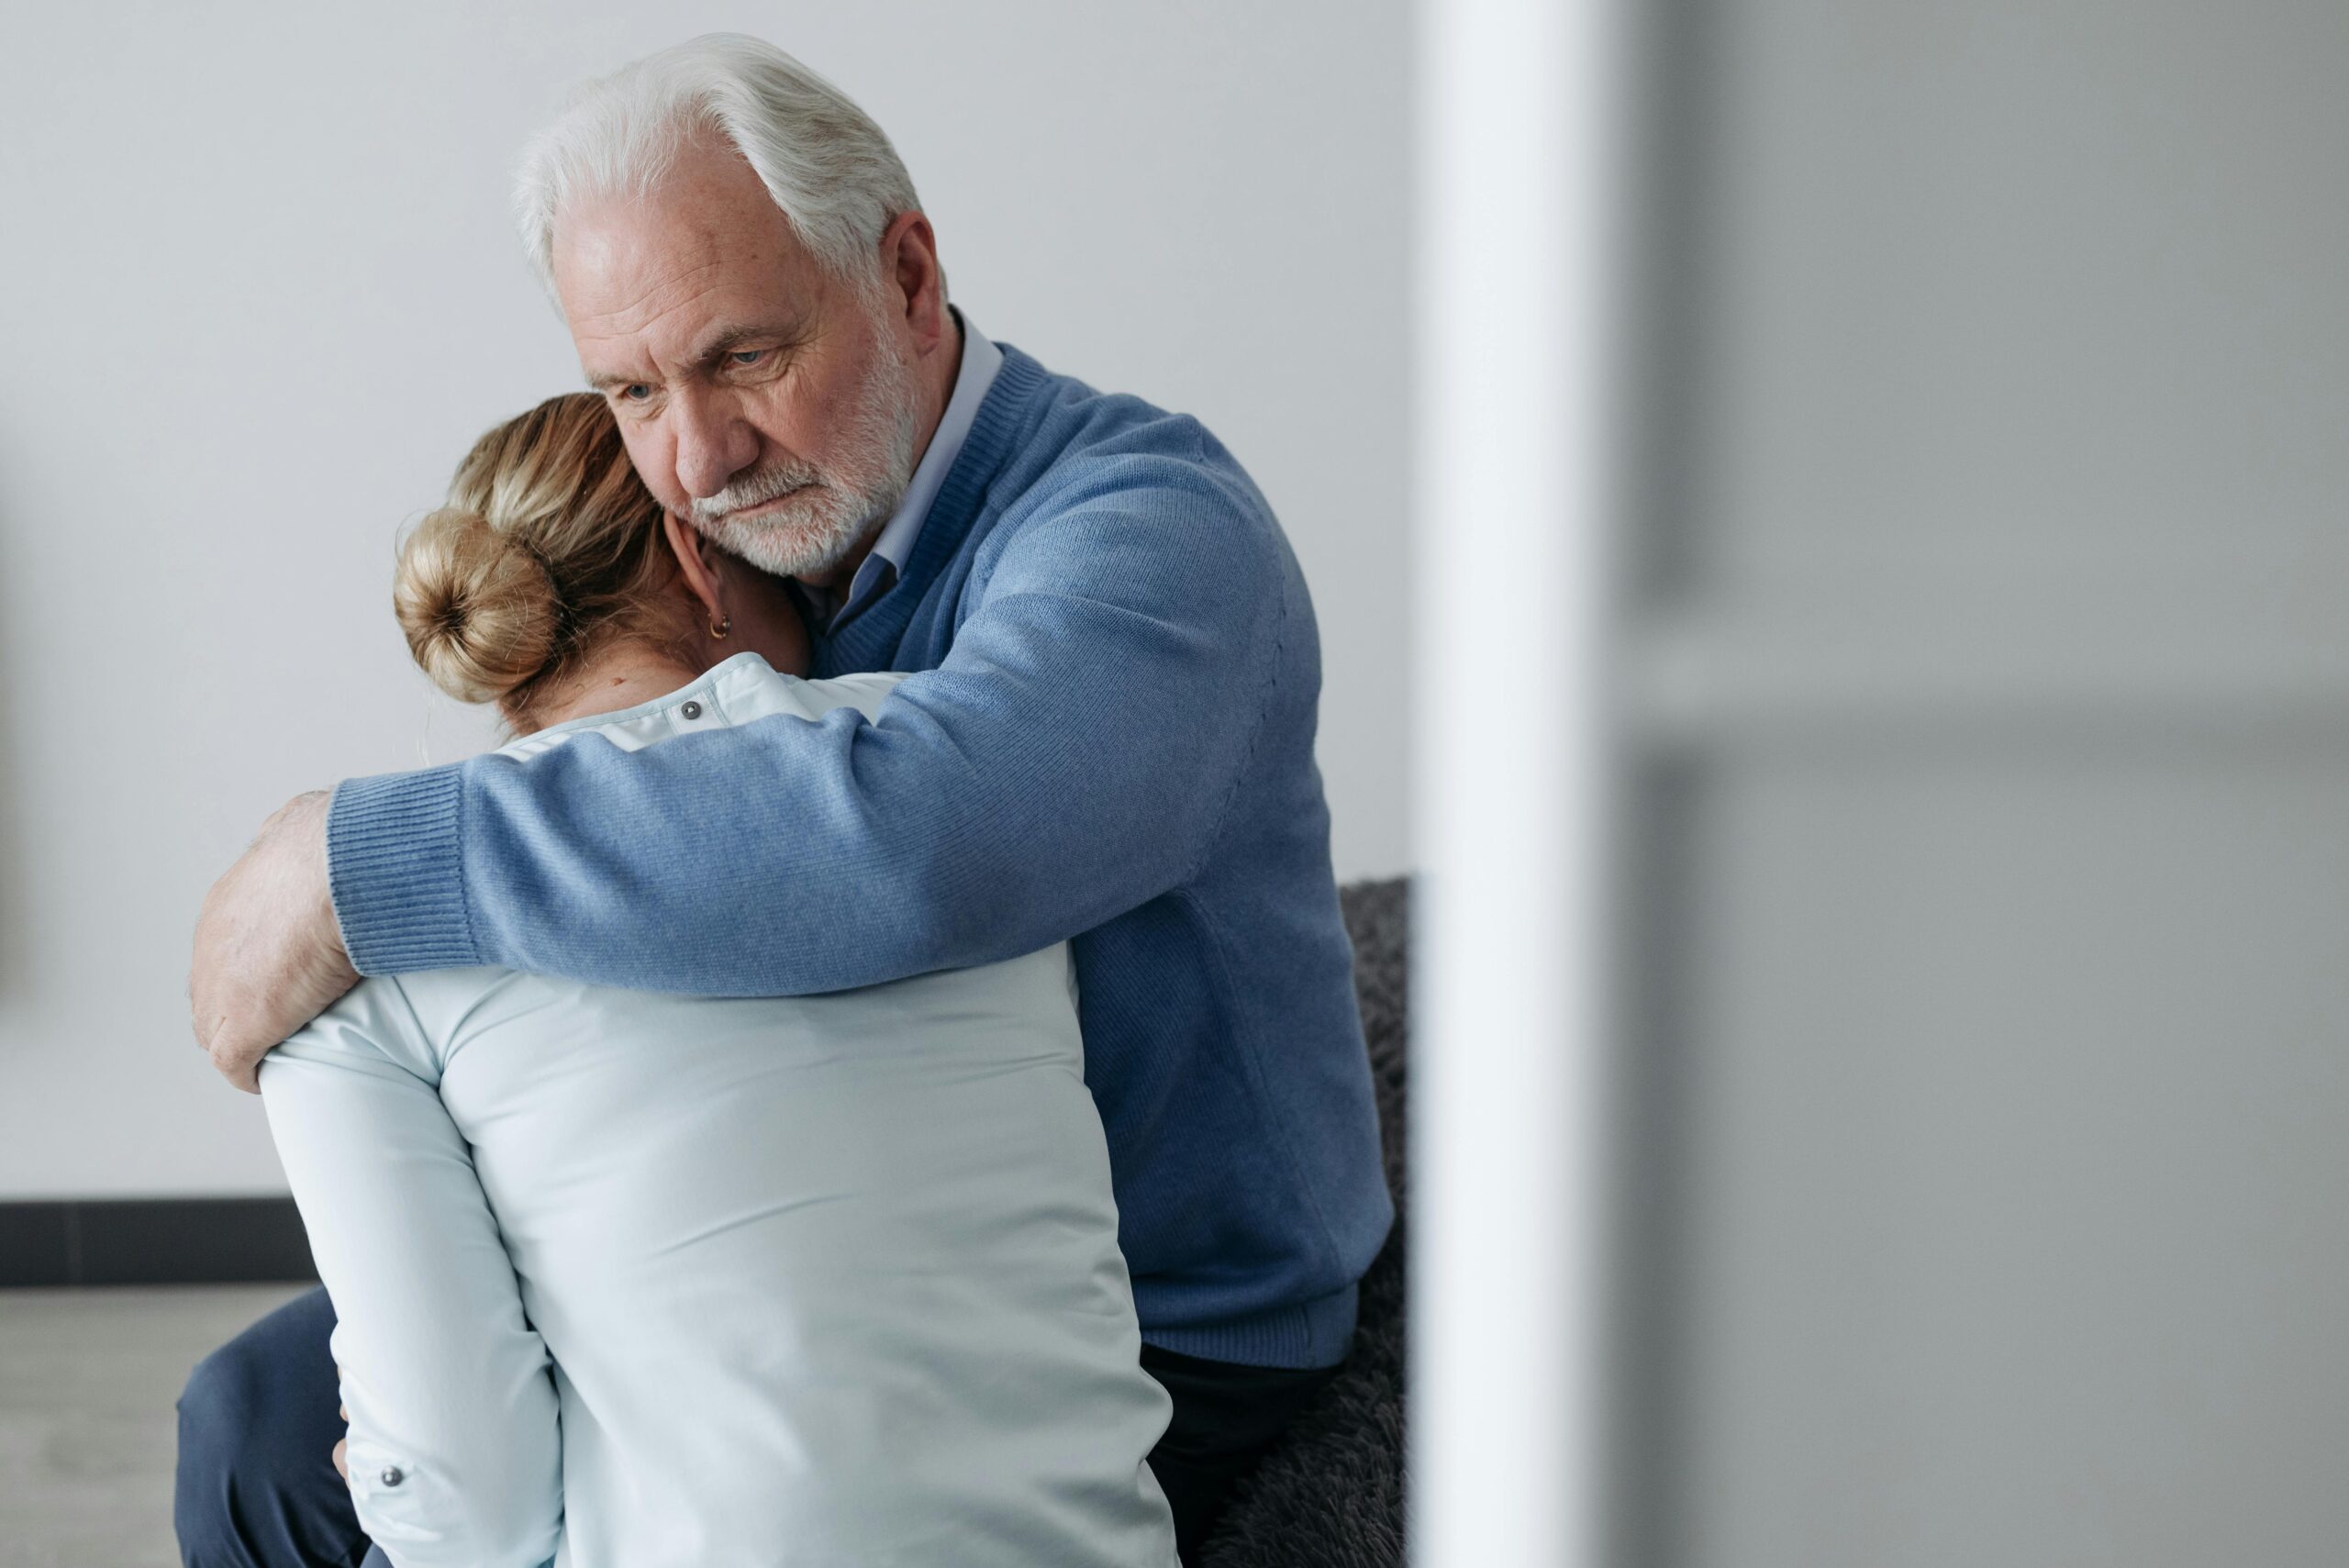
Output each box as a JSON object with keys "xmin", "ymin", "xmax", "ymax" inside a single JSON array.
[{"xmin": 662, "ymin": 511, "xmax": 728, "ymax": 630}]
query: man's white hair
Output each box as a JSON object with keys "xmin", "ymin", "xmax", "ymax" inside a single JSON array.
[{"xmin": 514, "ymin": 33, "xmax": 927, "ymax": 298}]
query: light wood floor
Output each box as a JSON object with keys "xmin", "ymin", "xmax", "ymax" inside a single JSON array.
[{"xmin": 0, "ymin": 1285, "xmax": 311, "ymax": 1567}]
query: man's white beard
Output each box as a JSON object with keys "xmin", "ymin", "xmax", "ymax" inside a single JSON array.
[{"xmin": 692, "ymin": 325, "xmax": 921, "ymax": 582}]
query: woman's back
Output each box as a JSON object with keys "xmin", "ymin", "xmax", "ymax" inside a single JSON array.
[{"xmin": 263, "ymin": 656, "xmax": 1177, "ymax": 1568}]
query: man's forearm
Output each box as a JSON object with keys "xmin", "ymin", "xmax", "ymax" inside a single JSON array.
[{"xmin": 332, "ymin": 704, "xmax": 1148, "ymax": 993}]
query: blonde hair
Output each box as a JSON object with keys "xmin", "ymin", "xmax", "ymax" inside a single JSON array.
[{"xmin": 395, "ymin": 394, "xmax": 688, "ymax": 726}]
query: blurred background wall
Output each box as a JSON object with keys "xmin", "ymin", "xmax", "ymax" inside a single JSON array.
[
  {"xmin": 0, "ymin": 1, "xmax": 1409, "ymax": 1198},
  {"xmin": 1615, "ymin": 0, "xmax": 2349, "ymax": 1562}
]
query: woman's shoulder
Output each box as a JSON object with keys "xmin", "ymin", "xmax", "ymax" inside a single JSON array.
[
  {"xmin": 723, "ymin": 661, "xmax": 907, "ymax": 726},
  {"xmin": 268, "ymin": 973, "xmax": 454, "ymax": 1087},
  {"xmin": 493, "ymin": 656, "xmax": 907, "ymax": 763}
]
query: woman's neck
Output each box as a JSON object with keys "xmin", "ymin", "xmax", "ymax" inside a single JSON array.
[{"xmin": 515, "ymin": 642, "xmax": 711, "ymax": 734}]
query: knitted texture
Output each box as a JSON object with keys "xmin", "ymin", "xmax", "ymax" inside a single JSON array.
[{"xmin": 326, "ymin": 344, "xmax": 1393, "ymax": 1368}]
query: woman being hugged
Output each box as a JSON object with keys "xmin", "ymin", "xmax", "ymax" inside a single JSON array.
[{"xmin": 259, "ymin": 393, "xmax": 1176, "ymax": 1568}]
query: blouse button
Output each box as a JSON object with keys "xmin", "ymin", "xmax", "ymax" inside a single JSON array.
[
  {"xmin": 680, "ymin": 700, "xmax": 704, "ymax": 720},
  {"xmin": 380, "ymin": 1466, "xmax": 406, "ymax": 1488}
]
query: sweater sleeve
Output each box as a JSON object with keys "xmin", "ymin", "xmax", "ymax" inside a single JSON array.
[{"xmin": 327, "ymin": 452, "xmax": 1289, "ymax": 995}]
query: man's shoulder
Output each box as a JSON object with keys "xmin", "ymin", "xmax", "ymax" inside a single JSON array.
[
  {"xmin": 985, "ymin": 344, "xmax": 1288, "ymax": 566},
  {"xmin": 1014, "ymin": 350, "xmax": 1205, "ymax": 451}
]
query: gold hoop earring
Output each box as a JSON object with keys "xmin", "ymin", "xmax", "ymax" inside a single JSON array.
[{"xmin": 711, "ymin": 615, "xmax": 731, "ymax": 639}]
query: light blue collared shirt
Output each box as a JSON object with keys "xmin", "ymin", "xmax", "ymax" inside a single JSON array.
[{"xmin": 818, "ymin": 308, "xmax": 1004, "ymax": 634}]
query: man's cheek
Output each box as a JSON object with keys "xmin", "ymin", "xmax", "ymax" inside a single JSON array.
[{"xmin": 623, "ymin": 433, "xmax": 689, "ymax": 512}]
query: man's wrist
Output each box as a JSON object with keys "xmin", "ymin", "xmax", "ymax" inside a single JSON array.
[{"xmin": 292, "ymin": 788, "xmax": 351, "ymax": 966}]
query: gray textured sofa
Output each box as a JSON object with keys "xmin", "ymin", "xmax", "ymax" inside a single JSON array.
[{"xmin": 1197, "ymin": 878, "xmax": 1408, "ymax": 1568}]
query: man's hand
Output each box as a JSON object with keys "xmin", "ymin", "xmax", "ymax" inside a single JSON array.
[{"xmin": 189, "ymin": 790, "xmax": 360, "ymax": 1093}]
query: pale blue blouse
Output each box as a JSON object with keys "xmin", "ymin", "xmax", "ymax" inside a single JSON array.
[{"xmin": 262, "ymin": 654, "xmax": 1178, "ymax": 1568}]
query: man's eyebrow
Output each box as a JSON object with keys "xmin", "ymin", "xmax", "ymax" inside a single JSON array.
[
  {"xmin": 581, "ymin": 321, "xmax": 807, "ymax": 392},
  {"xmin": 686, "ymin": 320, "xmax": 804, "ymax": 368}
]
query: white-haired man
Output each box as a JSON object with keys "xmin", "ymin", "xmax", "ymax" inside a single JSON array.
[{"xmin": 180, "ymin": 34, "xmax": 1390, "ymax": 1567}]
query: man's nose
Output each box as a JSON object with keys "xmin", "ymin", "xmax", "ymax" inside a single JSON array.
[{"xmin": 672, "ymin": 391, "xmax": 761, "ymax": 502}]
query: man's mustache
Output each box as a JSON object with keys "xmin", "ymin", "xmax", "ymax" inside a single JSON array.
[{"xmin": 690, "ymin": 462, "xmax": 823, "ymax": 527}]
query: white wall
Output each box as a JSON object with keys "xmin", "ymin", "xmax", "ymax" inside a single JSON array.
[{"xmin": 0, "ymin": 1, "xmax": 1410, "ymax": 1198}]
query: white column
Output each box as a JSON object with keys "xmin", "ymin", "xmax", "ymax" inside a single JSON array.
[{"xmin": 1412, "ymin": 0, "xmax": 1624, "ymax": 1562}]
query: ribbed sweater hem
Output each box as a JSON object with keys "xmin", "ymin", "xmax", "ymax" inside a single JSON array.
[
  {"xmin": 327, "ymin": 765, "xmax": 480, "ymax": 975},
  {"xmin": 1140, "ymin": 1282, "xmax": 1359, "ymax": 1370}
]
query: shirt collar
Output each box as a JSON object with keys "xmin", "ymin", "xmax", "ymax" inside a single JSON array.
[{"xmin": 826, "ymin": 308, "xmax": 1003, "ymax": 632}]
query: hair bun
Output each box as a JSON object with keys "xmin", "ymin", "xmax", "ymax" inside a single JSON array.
[
  {"xmin": 397, "ymin": 392, "xmax": 674, "ymax": 725},
  {"xmin": 393, "ymin": 506, "xmax": 565, "ymax": 705}
]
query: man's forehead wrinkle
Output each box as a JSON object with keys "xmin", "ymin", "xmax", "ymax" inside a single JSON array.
[
  {"xmin": 563, "ymin": 205, "xmax": 801, "ymax": 317},
  {"xmin": 558, "ymin": 170, "xmax": 819, "ymax": 386},
  {"xmin": 574, "ymin": 253, "xmax": 737, "ymax": 342}
]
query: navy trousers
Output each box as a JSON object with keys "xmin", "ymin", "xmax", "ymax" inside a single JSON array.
[{"xmin": 176, "ymin": 1285, "xmax": 1337, "ymax": 1568}]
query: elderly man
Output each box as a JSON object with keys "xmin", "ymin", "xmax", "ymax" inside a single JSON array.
[{"xmin": 179, "ymin": 32, "xmax": 1389, "ymax": 1568}]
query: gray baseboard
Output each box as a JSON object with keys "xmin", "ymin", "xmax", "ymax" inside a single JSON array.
[{"xmin": 0, "ymin": 1198, "xmax": 317, "ymax": 1287}]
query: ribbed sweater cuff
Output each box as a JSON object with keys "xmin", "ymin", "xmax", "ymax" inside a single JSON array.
[
  {"xmin": 327, "ymin": 765, "xmax": 480, "ymax": 975},
  {"xmin": 1141, "ymin": 1282, "xmax": 1360, "ymax": 1370}
]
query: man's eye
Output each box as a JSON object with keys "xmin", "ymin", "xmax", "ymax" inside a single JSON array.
[
  {"xmin": 622, "ymin": 384, "xmax": 652, "ymax": 401},
  {"xmin": 729, "ymin": 350, "xmax": 764, "ymax": 366}
]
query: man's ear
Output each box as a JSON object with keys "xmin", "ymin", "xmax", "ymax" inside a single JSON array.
[
  {"xmin": 662, "ymin": 511, "xmax": 728, "ymax": 628},
  {"xmin": 878, "ymin": 209, "xmax": 947, "ymax": 353}
]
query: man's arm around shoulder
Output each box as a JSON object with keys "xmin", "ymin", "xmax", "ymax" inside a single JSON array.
[{"xmin": 189, "ymin": 455, "xmax": 1297, "ymax": 1081}]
